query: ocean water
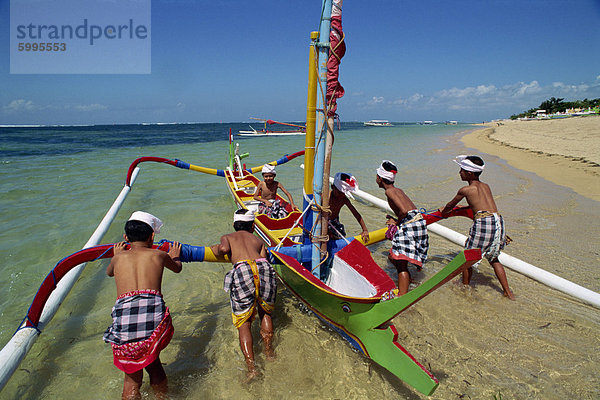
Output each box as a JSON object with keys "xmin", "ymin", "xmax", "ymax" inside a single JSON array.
[{"xmin": 0, "ymin": 123, "xmax": 598, "ymax": 399}]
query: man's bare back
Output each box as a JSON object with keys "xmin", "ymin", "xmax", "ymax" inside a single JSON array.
[
  {"xmin": 385, "ymin": 186, "xmax": 417, "ymax": 221},
  {"xmin": 213, "ymin": 230, "xmax": 266, "ymax": 264},
  {"xmin": 107, "ymin": 241, "xmax": 182, "ymax": 296}
]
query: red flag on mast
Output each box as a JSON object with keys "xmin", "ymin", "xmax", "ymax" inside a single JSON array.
[{"xmin": 326, "ymin": 0, "xmax": 345, "ymax": 117}]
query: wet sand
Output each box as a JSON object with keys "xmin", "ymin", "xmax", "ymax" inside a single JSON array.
[{"xmin": 462, "ymin": 116, "xmax": 600, "ymax": 201}]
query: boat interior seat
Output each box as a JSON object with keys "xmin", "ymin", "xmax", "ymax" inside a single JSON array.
[{"xmin": 244, "ymin": 201, "xmax": 261, "ymax": 213}]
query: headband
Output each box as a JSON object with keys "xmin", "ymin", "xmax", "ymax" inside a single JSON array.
[
  {"xmin": 233, "ymin": 209, "xmax": 255, "ymax": 222},
  {"xmin": 333, "ymin": 172, "xmax": 358, "ymax": 194},
  {"xmin": 454, "ymin": 155, "xmax": 485, "ymax": 173},
  {"xmin": 376, "ymin": 161, "xmax": 397, "ymax": 182},
  {"xmin": 128, "ymin": 211, "xmax": 163, "ymax": 234},
  {"xmin": 262, "ymin": 164, "xmax": 276, "ymax": 174}
]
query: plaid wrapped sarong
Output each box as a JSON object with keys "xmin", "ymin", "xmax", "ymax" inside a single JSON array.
[
  {"xmin": 389, "ymin": 209, "xmax": 429, "ymax": 267},
  {"xmin": 103, "ymin": 290, "xmax": 173, "ymax": 373},
  {"xmin": 258, "ymin": 199, "xmax": 288, "ymax": 219},
  {"xmin": 223, "ymin": 258, "xmax": 277, "ymax": 328},
  {"xmin": 465, "ymin": 211, "xmax": 506, "ymax": 262},
  {"xmin": 328, "ymin": 217, "xmax": 346, "ymax": 240}
]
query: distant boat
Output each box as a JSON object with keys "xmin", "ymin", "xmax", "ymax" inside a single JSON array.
[
  {"xmin": 238, "ymin": 117, "xmax": 306, "ymax": 136},
  {"xmin": 364, "ymin": 120, "xmax": 393, "ymax": 127},
  {"xmin": 423, "ymin": 120, "xmax": 434, "ymax": 125}
]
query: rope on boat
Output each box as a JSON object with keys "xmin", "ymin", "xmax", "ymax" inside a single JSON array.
[{"xmin": 274, "ymin": 198, "xmax": 314, "ymax": 252}]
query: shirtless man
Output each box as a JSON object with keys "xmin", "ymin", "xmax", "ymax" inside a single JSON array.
[
  {"xmin": 254, "ymin": 164, "xmax": 296, "ymax": 218},
  {"xmin": 376, "ymin": 160, "xmax": 428, "ymax": 295},
  {"xmin": 328, "ymin": 172, "xmax": 369, "ymax": 243},
  {"xmin": 210, "ymin": 209, "xmax": 277, "ymax": 381},
  {"xmin": 104, "ymin": 211, "xmax": 182, "ymax": 400},
  {"xmin": 440, "ymin": 155, "xmax": 515, "ymax": 299}
]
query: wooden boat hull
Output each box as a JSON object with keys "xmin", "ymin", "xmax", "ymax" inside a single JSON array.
[
  {"xmin": 223, "ymin": 168, "xmax": 303, "ymax": 247},
  {"xmin": 271, "ymin": 241, "xmax": 482, "ymax": 396}
]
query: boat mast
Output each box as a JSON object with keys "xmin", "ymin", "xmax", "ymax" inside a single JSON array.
[
  {"xmin": 309, "ymin": 0, "xmax": 334, "ymax": 276},
  {"xmin": 302, "ymin": 31, "xmax": 319, "ymax": 248}
]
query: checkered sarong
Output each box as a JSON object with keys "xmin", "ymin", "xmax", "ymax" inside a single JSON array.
[
  {"xmin": 103, "ymin": 290, "xmax": 167, "ymax": 345},
  {"xmin": 465, "ymin": 212, "xmax": 505, "ymax": 261},
  {"xmin": 223, "ymin": 258, "xmax": 277, "ymax": 325},
  {"xmin": 390, "ymin": 209, "xmax": 429, "ymax": 267},
  {"xmin": 329, "ymin": 217, "xmax": 346, "ymax": 240},
  {"xmin": 258, "ymin": 199, "xmax": 288, "ymax": 219}
]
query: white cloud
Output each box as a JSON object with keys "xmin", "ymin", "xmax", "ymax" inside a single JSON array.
[
  {"xmin": 356, "ymin": 77, "xmax": 600, "ymax": 119},
  {"xmin": 74, "ymin": 104, "xmax": 108, "ymax": 112},
  {"xmin": 4, "ymin": 99, "xmax": 34, "ymax": 113}
]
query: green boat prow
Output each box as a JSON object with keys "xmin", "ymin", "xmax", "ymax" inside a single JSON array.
[{"xmin": 272, "ymin": 242, "xmax": 481, "ymax": 395}]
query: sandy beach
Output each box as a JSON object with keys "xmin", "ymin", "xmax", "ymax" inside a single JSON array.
[{"xmin": 462, "ymin": 116, "xmax": 600, "ymax": 201}]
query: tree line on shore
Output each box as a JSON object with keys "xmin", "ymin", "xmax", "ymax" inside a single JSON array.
[{"xmin": 510, "ymin": 97, "xmax": 600, "ymax": 119}]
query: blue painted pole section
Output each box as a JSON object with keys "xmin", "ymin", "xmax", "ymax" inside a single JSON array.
[{"xmin": 310, "ymin": 0, "xmax": 332, "ymax": 277}]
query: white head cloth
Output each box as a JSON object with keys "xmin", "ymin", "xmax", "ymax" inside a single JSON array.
[
  {"xmin": 376, "ymin": 160, "xmax": 397, "ymax": 182},
  {"xmin": 234, "ymin": 209, "xmax": 255, "ymax": 222},
  {"xmin": 333, "ymin": 172, "xmax": 358, "ymax": 194},
  {"xmin": 128, "ymin": 211, "xmax": 163, "ymax": 234},
  {"xmin": 454, "ymin": 155, "xmax": 485, "ymax": 173},
  {"xmin": 262, "ymin": 164, "xmax": 276, "ymax": 174}
]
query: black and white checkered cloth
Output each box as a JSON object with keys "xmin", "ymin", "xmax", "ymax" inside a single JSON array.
[
  {"xmin": 465, "ymin": 213, "xmax": 505, "ymax": 261},
  {"xmin": 223, "ymin": 259, "xmax": 277, "ymax": 314},
  {"xmin": 390, "ymin": 209, "xmax": 429, "ymax": 267},
  {"xmin": 103, "ymin": 290, "xmax": 167, "ymax": 346},
  {"xmin": 329, "ymin": 217, "xmax": 346, "ymax": 240},
  {"xmin": 258, "ymin": 199, "xmax": 288, "ymax": 219}
]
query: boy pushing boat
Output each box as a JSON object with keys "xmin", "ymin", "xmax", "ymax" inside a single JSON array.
[
  {"xmin": 376, "ymin": 160, "xmax": 429, "ymax": 295},
  {"xmin": 210, "ymin": 209, "xmax": 277, "ymax": 381},
  {"xmin": 328, "ymin": 172, "xmax": 370, "ymax": 242},
  {"xmin": 440, "ymin": 155, "xmax": 515, "ymax": 299},
  {"xmin": 104, "ymin": 211, "xmax": 182, "ymax": 400}
]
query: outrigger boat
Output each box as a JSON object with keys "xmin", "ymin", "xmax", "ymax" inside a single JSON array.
[
  {"xmin": 238, "ymin": 117, "xmax": 306, "ymax": 136},
  {"xmin": 219, "ymin": 128, "xmax": 479, "ymax": 395},
  {"xmin": 364, "ymin": 119, "xmax": 393, "ymax": 127},
  {"xmin": 4, "ymin": 0, "xmax": 600, "ymax": 397}
]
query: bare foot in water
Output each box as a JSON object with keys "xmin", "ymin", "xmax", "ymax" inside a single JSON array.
[
  {"xmin": 244, "ymin": 367, "xmax": 261, "ymax": 383},
  {"xmin": 504, "ymin": 290, "xmax": 516, "ymax": 300},
  {"xmin": 264, "ymin": 347, "xmax": 276, "ymax": 361}
]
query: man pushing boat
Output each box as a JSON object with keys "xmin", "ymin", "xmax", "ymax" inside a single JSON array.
[
  {"xmin": 104, "ymin": 211, "xmax": 182, "ymax": 400},
  {"xmin": 439, "ymin": 155, "xmax": 515, "ymax": 299},
  {"xmin": 210, "ymin": 209, "xmax": 277, "ymax": 381},
  {"xmin": 328, "ymin": 172, "xmax": 370, "ymax": 242},
  {"xmin": 376, "ymin": 160, "xmax": 429, "ymax": 295}
]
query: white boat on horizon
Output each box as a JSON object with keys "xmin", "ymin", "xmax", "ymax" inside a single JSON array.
[
  {"xmin": 364, "ymin": 120, "xmax": 393, "ymax": 127},
  {"xmin": 238, "ymin": 117, "xmax": 306, "ymax": 136}
]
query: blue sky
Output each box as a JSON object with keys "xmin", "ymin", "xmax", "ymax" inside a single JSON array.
[{"xmin": 1, "ymin": 0, "xmax": 600, "ymax": 125}]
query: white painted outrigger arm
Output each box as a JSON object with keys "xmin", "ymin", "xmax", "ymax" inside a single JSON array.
[
  {"xmin": 344, "ymin": 180, "xmax": 600, "ymax": 309},
  {"xmin": 0, "ymin": 168, "xmax": 141, "ymax": 391}
]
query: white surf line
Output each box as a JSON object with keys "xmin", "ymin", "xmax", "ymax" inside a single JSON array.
[
  {"xmin": 0, "ymin": 168, "xmax": 141, "ymax": 391},
  {"xmin": 350, "ymin": 184, "xmax": 600, "ymax": 309}
]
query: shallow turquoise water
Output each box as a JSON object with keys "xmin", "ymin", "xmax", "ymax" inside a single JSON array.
[{"xmin": 1, "ymin": 123, "xmax": 598, "ymax": 399}]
